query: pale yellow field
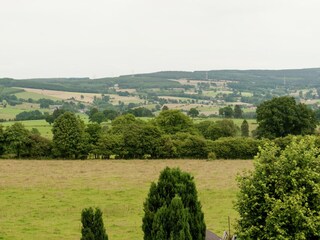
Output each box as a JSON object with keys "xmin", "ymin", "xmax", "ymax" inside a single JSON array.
[
  {"xmin": 19, "ymin": 88, "xmax": 100, "ymax": 103},
  {"xmin": 19, "ymin": 88, "xmax": 144, "ymax": 105}
]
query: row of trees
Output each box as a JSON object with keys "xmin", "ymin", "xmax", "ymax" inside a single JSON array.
[
  {"xmin": 219, "ymin": 105, "xmax": 243, "ymax": 118},
  {"xmin": 1, "ymin": 96, "xmax": 318, "ymax": 159},
  {"xmin": 0, "ymin": 123, "xmax": 50, "ymax": 158},
  {"xmin": 0, "ymin": 109, "xmax": 251, "ymax": 159}
]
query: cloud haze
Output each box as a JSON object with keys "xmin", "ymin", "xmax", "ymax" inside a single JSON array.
[{"xmin": 1, "ymin": 0, "xmax": 319, "ymax": 78}]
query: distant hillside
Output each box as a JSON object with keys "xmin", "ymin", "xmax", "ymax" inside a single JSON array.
[
  {"xmin": 132, "ymin": 68, "xmax": 320, "ymax": 91},
  {"xmin": 1, "ymin": 68, "xmax": 320, "ymax": 93}
]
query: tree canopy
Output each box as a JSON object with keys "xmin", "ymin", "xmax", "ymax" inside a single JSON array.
[
  {"xmin": 187, "ymin": 108, "xmax": 199, "ymax": 118},
  {"xmin": 235, "ymin": 136, "xmax": 320, "ymax": 239},
  {"xmin": 52, "ymin": 112, "xmax": 87, "ymax": 158},
  {"xmin": 155, "ymin": 110, "xmax": 194, "ymax": 134},
  {"xmin": 256, "ymin": 96, "xmax": 317, "ymax": 138}
]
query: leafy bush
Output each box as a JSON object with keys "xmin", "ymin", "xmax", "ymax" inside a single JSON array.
[
  {"xmin": 207, "ymin": 152, "xmax": 216, "ymax": 160},
  {"xmin": 172, "ymin": 133, "xmax": 209, "ymax": 159},
  {"xmin": 208, "ymin": 137, "xmax": 262, "ymax": 159},
  {"xmin": 236, "ymin": 136, "xmax": 320, "ymax": 239},
  {"xmin": 15, "ymin": 110, "xmax": 46, "ymax": 121}
]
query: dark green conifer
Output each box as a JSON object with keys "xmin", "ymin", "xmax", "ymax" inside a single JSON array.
[
  {"xmin": 241, "ymin": 119, "xmax": 249, "ymax": 137},
  {"xmin": 81, "ymin": 207, "xmax": 108, "ymax": 240},
  {"xmin": 142, "ymin": 167, "xmax": 206, "ymax": 240}
]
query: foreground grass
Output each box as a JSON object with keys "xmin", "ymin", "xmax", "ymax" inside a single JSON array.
[{"xmin": 0, "ymin": 160, "xmax": 252, "ymax": 240}]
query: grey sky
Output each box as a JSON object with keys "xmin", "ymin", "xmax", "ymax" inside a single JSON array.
[{"xmin": 1, "ymin": 0, "xmax": 320, "ymax": 78}]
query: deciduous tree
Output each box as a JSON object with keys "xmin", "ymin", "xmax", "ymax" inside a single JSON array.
[
  {"xmin": 188, "ymin": 108, "xmax": 199, "ymax": 118},
  {"xmin": 52, "ymin": 112, "xmax": 87, "ymax": 158},
  {"xmin": 235, "ymin": 136, "xmax": 320, "ymax": 239},
  {"xmin": 155, "ymin": 110, "xmax": 194, "ymax": 134},
  {"xmin": 256, "ymin": 96, "xmax": 317, "ymax": 138},
  {"xmin": 4, "ymin": 123, "xmax": 29, "ymax": 158}
]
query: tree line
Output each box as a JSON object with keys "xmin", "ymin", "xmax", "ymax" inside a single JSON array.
[
  {"xmin": 0, "ymin": 108, "xmax": 254, "ymax": 159},
  {"xmin": 0, "ymin": 96, "xmax": 318, "ymax": 160}
]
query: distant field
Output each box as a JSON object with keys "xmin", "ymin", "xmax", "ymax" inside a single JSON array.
[
  {"xmin": 0, "ymin": 107, "xmax": 25, "ymax": 120},
  {"xmin": 19, "ymin": 88, "xmax": 101, "ymax": 103},
  {"xmin": 0, "ymin": 103, "xmax": 43, "ymax": 120},
  {"xmin": 0, "ymin": 114, "xmax": 89, "ymax": 139},
  {"xmin": 17, "ymin": 87, "xmax": 145, "ymax": 105},
  {"xmin": 14, "ymin": 91, "xmax": 59, "ymax": 101},
  {"xmin": 0, "ymin": 160, "xmax": 253, "ymax": 240},
  {"xmin": 1, "ymin": 120, "xmax": 53, "ymax": 138},
  {"xmin": 108, "ymin": 94, "xmax": 144, "ymax": 105}
]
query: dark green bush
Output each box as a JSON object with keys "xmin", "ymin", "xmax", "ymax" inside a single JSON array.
[{"xmin": 81, "ymin": 207, "xmax": 108, "ymax": 240}]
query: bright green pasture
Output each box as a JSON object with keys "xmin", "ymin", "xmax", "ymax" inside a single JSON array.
[
  {"xmin": 15, "ymin": 91, "xmax": 59, "ymax": 101},
  {"xmin": 0, "ymin": 103, "xmax": 43, "ymax": 120},
  {"xmin": 1, "ymin": 120, "xmax": 53, "ymax": 139},
  {"xmin": 0, "ymin": 107, "xmax": 25, "ymax": 120},
  {"xmin": 0, "ymin": 160, "xmax": 253, "ymax": 240},
  {"xmin": 0, "ymin": 113, "xmax": 89, "ymax": 139}
]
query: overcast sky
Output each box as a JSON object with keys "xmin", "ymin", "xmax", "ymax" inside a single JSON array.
[{"xmin": 1, "ymin": 0, "xmax": 320, "ymax": 78}]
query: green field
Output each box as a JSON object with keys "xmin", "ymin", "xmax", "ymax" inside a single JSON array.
[
  {"xmin": 0, "ymin": 107, "xmax": 26, "ymax": 120},
  {"xmin": 0, "ymin": 159, "xmax": 252, "ymax": 240},
  {"xmin": 14, "ymin": 91, "xmax": 60, "ymax": 101},
  {"xmin": 1, "ymin": 120, "xmax": 53, "ymax": 138},
  {"xmin": 0, "ymin": 103, "xmax": 43, "ymax": 120},
  {"xmin": 0, "ymin": 113, "xmax": 89, "ymax": 139}
]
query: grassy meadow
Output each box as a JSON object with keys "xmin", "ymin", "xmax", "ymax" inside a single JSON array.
[
  {"xmin": 0, "ymin": 103, "xmax": 43, "ymax": 120},
  {"xmin": 0, "ymin": 159, "xmax": 253, "ymax": 240},
  {"xmin": 0, "ymin": 114, "xmax": 89, "ymax": 139},
  {"xmin": 0, "ymin": 120, "xmax": 53, "ymax": 139}
]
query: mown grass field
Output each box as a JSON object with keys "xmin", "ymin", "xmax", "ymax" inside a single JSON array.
[{"xmin": 0, "ymin": 160, "xmax": 253, "ymax": 240}]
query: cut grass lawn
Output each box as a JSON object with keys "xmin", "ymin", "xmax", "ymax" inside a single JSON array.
[{"xmin": 0, "ymin": 160, "xmax": 253, "ymax": 240}]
